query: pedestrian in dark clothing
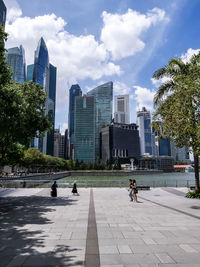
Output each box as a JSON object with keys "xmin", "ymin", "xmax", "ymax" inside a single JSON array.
[
  {"xmin": 72, "ymin": 181, "xmax": 79, "ymax": 195},
  {"xmin": 128, "ymin": 179, "xmax": 133, "ymax": 201},
  {"xmin": 132, "ymin": 179, "xmax": 138, "ymax": 202},
  {"xmin": 51, "ymin": 181, "xmax": 58, "ymax": 197}
]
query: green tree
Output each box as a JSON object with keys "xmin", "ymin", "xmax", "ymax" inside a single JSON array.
[
  {"xmin": 0, "ymin": 26, "xmax": 52, "ymax": 166},
  {"xmin": 67, "ymin": 159, "xmax": 74, "ymax": 170},
  {"xmin": 105, "ymin": 159, "xmax": 112, "ymax": 170},
  {"xmin": 113, "ymin": 156, "xmax": 121, "ymax": 170},
  {"xmin": 74, "ymin": 159, "xmax": 80, "ymax": 170},
  {"xmin": 153, "ymin": 54, "xmax": 200, "ymax": 189},
  {"xmin": 87, "ymin": 161, "xmax": 94, "ymax": 170}
]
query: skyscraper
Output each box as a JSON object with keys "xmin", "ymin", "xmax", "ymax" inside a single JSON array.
[
  {"xmin": 74, "ymin": 95, "xmax": 95, "ymax": 163},
  {"xmin": 26, "ymin": 64, "xmax": 34, "ymax": 82},
  {"xmin": 46, "ymin": 64, "xmax": 57, "ymax": 156},
  {"xmin": 27, "ymin": 37, "xmax": 56, "ymax": 155},
  {"xmin": 137, "ymin": 107, "xmax": 152, "ymax": 155},
  {"xmin": 114, "ymin": 95, "xmax": 130, "ymax": 124},
  {"xmin": 101, "ymin": 122, "xmax": 140, "ymax": 164},
  {"xmin": 170, "ymin": 142, "xmax": 190, "ymax": 163},
  {"xmin": 0, "ymin": 0, "xmax": 6, "ymax": 29},
  {"xmin": 87, "ymin": 81, "xmax": 113, "ymax": 159},
  {"xmin": 6, "ymin": 45, "xmax": 26, "ymax": 83},
  {"xmin": 53, "ymin": 129, "xmax": 65, "ymax": 158},
  {"xmin": 68, "ymin": 84, "xmax": 82, "ymax": 159}
]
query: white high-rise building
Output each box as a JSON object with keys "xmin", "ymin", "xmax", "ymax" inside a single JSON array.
[{"xmin": 114, "ymin": 95, "xmax": 130, "ymax": 124}]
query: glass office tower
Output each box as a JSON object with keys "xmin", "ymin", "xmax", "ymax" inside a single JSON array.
[
  {"xmin": 46, "ymin": 64, "xmax": 57, "ymax": 156},
  {"xmin": 27, "ymin": 64, "xmax": 34, "ymax": 82},
  {"xmin": 6, "ymin": 45, "xmax": 26, "ymax": 83},
  {"xmin": 68, "ymin": 84, "xmax": 82, "ymax": 159},
  {"xmin": 137, "ymin": 107, "xmax": 153, "ymax": 155},
  {"xmin": 33, "ymin": 37, "xmax": 50, "ymax": 154},
  {"xmin": 27, "ymin": 38, "xmax": 56, "ymax": 155},
  {"xmin": 87, "ymin": 81, "xmax": 113, "ymax": 159},
  {"xmin": 74, "ymin": 96, "xmax": 95, "ymax": 163},
  {"xmin": 0, "ymin": 0, "xmax": 6, "ymax": 29}
]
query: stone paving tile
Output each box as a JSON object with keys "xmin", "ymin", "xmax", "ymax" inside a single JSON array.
[
  {"xmin": 155, "ymin": 253, "xmax": 175, "ymax": 263},
  {"xmin": 179, "ymin": 244, "xmax": 199, "ymax": 253},
  {"xmin": 1, "ymin": 187, "xmax": 200, "ymax": 267},
  {"xmin": 70, "ymin": 231, "xmax": 87, "ymax": 240},
  {"xmin": 117, "ymin": 245, "xmax": 132, "ymax": 254},
  {"xmin": 99, "ymin": 245, "xmax": 119, "ymax": 254}
]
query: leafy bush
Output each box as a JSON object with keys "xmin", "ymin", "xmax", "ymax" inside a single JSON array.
[{"xmin": 186, "ymin": 190, "xmax": 200, "ymax": 199}]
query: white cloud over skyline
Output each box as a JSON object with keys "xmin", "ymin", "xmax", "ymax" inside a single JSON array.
[
  {"xmin": 4, "ymin": 0, "xmax": 171, "ymax": 125},
  {"xmin": 101, "ymin": 8, "xmax": 167, "ymax": 60},
  {"xmin": 5, "ymin": 6, "xmax": 121, "ymax": 107},
  {"xmin": 133, "ymin": 85, "xmax": 156, "ymax": 111}
]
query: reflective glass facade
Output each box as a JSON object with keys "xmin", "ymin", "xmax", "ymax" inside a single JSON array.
[
  {"xmin": 87, "ymin": 81, "xmax": 113, "ymax": 159},
  {"xmin": 137, "ymin": 107, "xmax": 153, "ymax": 155},
  {"xmin": 74, "ymin": 96, "xmax": 95, "ymax": 163},
  {"xmin": 33, "ymin": 38, "xmax": 49, "ymax": 154},
  {"xmin": 159, "ymin": 137, "xmax": 171, "ymax": 156},
  {"xmin": 6, "ymin": 45, "xmax": 26, "ymax": 83},
  {"xmin": 0, "ymin": 0, "xmax": 6, "ymax": 28},
  {"xmin": 46, "ymin": 64, "xmax": 57, "ymax": 156},
  {"xmin": 26, "ymin": 64, "xmax": 34, "ymax": 82},
  {"xmin": 33, "ymin": 37, "xmax": 49, "ymax": 93},
  {"xmin": 27, "ymin": 38, "xmax": 56, "ymax": 155},
  {"xmin": 68, "ymin": 84, "xmax": 82, "ymax": 158}
]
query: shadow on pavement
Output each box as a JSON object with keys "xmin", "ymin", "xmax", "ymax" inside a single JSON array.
[{"xmin": 0, "ymin": 195, "xmax": 84, "ymax": 266}]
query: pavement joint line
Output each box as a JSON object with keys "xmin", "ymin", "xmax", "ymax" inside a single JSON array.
[
  {"xmin": 139, "ymin": 196, "xmax": 200, "ymax": 220},
  {"xmin": 84, "ymin": 188, "xmax": 100, "ymax": 267}
]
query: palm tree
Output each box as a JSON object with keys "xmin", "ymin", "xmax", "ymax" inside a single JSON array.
[
  {"xmin": 153, "ymin": 54, "xmax": 200, "ymax": 190},
  {"xmin": 153, "ymin": 58, "xmax": 189, "ymax": 107}
]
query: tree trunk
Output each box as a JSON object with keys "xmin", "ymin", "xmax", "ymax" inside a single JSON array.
[{"xmin": 194, "ymin": 154, "xmax": 199, "ymax": 190}]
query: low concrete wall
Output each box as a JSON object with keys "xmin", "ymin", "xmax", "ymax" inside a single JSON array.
[
  {"xmin": 69, "ymin": 170, "xmax": 163, "ymax": 176},
  {"xmin": 0, "ymin": 171, "xmax": 70, "ymax": 181}
]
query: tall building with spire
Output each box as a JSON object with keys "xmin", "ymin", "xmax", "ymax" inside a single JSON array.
[
  {"xmin": 27, "ymin": 37, "xmax": 56, "ymax": 155},
  {"xmin": 87, "ymin": 81, "xmax": 113, "ymax": 159},
  {"xmin": 0, "ymin": 0, "xmax": 6, "ymax": 29},
  {"xmin": 6, "ymin": 45, "xmax": 26, "ymax": 83},
  {"xmin": 114, "ymin": 95, "xmax": 130, "ymax": 124}
]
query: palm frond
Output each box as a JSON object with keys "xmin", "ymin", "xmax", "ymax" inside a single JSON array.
[{"xmin": 154, "ymin": 80, "xmax": 175, "ymax": 108}]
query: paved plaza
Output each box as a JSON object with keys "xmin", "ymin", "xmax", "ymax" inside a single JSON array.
[{"xmin": 0, "ymin": 187, "xmax": 200, "ymax": 267}]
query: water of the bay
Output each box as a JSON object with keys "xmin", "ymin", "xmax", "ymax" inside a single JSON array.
[{"xmin": 55, "ymin": 172, "xmax": 196, "ymax": 188}]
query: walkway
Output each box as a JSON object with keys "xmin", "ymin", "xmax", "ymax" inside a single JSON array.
[{"xmin": 0, "ymin": 187, "xmax": 200, "ymax": 266}]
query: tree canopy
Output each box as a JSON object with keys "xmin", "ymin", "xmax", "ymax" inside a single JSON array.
[{"xmin": 153, "ymin": 54, "xmax": 200, "ymax": 189}]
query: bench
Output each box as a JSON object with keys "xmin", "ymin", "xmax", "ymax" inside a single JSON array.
[{"xmin": 137, "ymin": 186, "xmax": 150, "ymax": 190}]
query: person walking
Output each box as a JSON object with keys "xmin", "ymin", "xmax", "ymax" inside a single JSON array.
[
  {"xmin": 132, "ymin": 179, "xmax": 138, "ymax": 202},
  {"xmin": 72, "ymin": 181, "xmax": 79, "ymax": 195},
  {"xmin": 128, "ymin": 179, "xmax": 133, "ymax": 201},
  {"xmin": 51, "ymin": 181, "xmax": 58, "ymax": 197}
]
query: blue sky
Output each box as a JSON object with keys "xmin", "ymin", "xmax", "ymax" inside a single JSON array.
[{"xmin": 4, "ymin": 0, "xmax": 200, "ymax": 133}]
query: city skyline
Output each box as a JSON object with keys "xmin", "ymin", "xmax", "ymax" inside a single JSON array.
[{"xmin": 3, "ymin": 0, "xmax": 200, "ymax": 134}]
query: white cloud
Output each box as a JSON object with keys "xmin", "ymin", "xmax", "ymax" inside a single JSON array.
[
  {"xmin": 101, "ymin": 8, "xmax": 167, "ymax": 60},
  {"xmin": 181, "ymin": 48, "xmax": 200, "ymax": 63},
  {"xmin": 133, "ymin": 85, "xmax": 156, "ymax": 111},
  {"xmin": 5, "ymin": 11, "xmax": 121, "ymax": 107},
  {"xmin": 4, "ymin": 0, "xmax": 22, "ymax": 23},
  {"xmin": 60, "ymin": 122, "xmax": 68, "ymax": 135},
  {"xmin": 151, "ymin": 77, "xmax": 171, "ymax": 88},
  {"xmin": 113, "ymin": 81, "xmax": 131, "ymax": 95}
]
